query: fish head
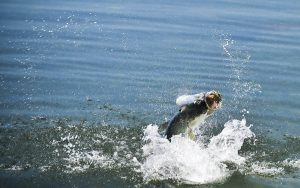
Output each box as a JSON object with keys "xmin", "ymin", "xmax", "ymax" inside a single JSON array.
[{"xmin": 206, "ymin": 90, "xmax": 222, "ymax": 110}]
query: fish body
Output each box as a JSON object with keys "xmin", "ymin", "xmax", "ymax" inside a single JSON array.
[
  {"xmin": 165, "ymin": 100, "xmax": 210, "ymax": 140},
  {"xmin": 165, "ymin": 91, "xmax": 222, "ymax": 141}
]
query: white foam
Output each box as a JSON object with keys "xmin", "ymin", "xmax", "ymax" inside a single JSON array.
[
  {"xmin": 63, "ymin": 149, "xmax": 114, "ymax": 173},
  {"xmin": 50, "ymin": 125, "xmax": 141, "ymax": 174},
  {"xmin": 249, "ymin": 161, "xmax": 284, "ymax": 176},
  {"xmin": 38, "ymin": 165, "xmax": 51, "ymax": 172},
  {"xmin": 5, "ymin": 165, "xmax": 23, "ymax": 171},
  {"xmin": 283, "ymin": 159, "xmax": 300, "ymax": 169},
  {"xmin": 207, "ymin": 119, "xmax": 254, "ymax": 165},
  {"xmin": 140, "ymin": 119, "xmax": 254, "ymax": 184}
]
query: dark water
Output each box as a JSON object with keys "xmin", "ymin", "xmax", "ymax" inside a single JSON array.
[{"xmin": 1, "ymin": 0, "xmax": 300, "ymax": 187}]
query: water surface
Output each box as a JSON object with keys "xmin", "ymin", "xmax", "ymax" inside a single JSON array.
[{"xmin": 0, "ymin": 0, "xmax": 300, "ymax": 187}]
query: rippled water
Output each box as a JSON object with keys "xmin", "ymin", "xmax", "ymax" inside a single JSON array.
[{"xmin": 1, "ymin": 0, "xmax": 300, "ymax": 187}]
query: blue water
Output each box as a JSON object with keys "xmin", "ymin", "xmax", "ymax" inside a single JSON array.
[{"xmin": 0, "ymin": 0, "xmax": 300, "ymax": 187}]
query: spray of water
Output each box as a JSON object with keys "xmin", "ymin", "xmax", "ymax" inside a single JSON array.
[
  {"xmin": 219, "ymin": 33, "xmax": 262, "ymax": 115},
  {"xmin": 140, "ymin": 119, "xmax": 254, "ymax": 184}
]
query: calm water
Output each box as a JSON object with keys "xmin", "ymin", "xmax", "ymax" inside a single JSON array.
[{"xmin": 0, "ymin": 0, "xmax": 300, "ymax": 187}]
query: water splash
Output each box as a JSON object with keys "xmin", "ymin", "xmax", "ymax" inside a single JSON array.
[
  {"xmin": 248, "ymin": 161, "xmax": 285, "ymax": 176},
  {"xmin": 218, "ymin": 34, "xmax": 262, "ymax": 115},
  {"xmin": 49, "ymin": 122, "xmax": 141, "ymax": 174},
  {"xmin": 140, "ymin": 119, "xmax": 254, "ymax": 184}
]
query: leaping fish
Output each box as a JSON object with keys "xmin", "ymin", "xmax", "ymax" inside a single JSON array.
[{"xmin": 165, "ymin": 90, "xmax": 222, "ymax": 141}]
